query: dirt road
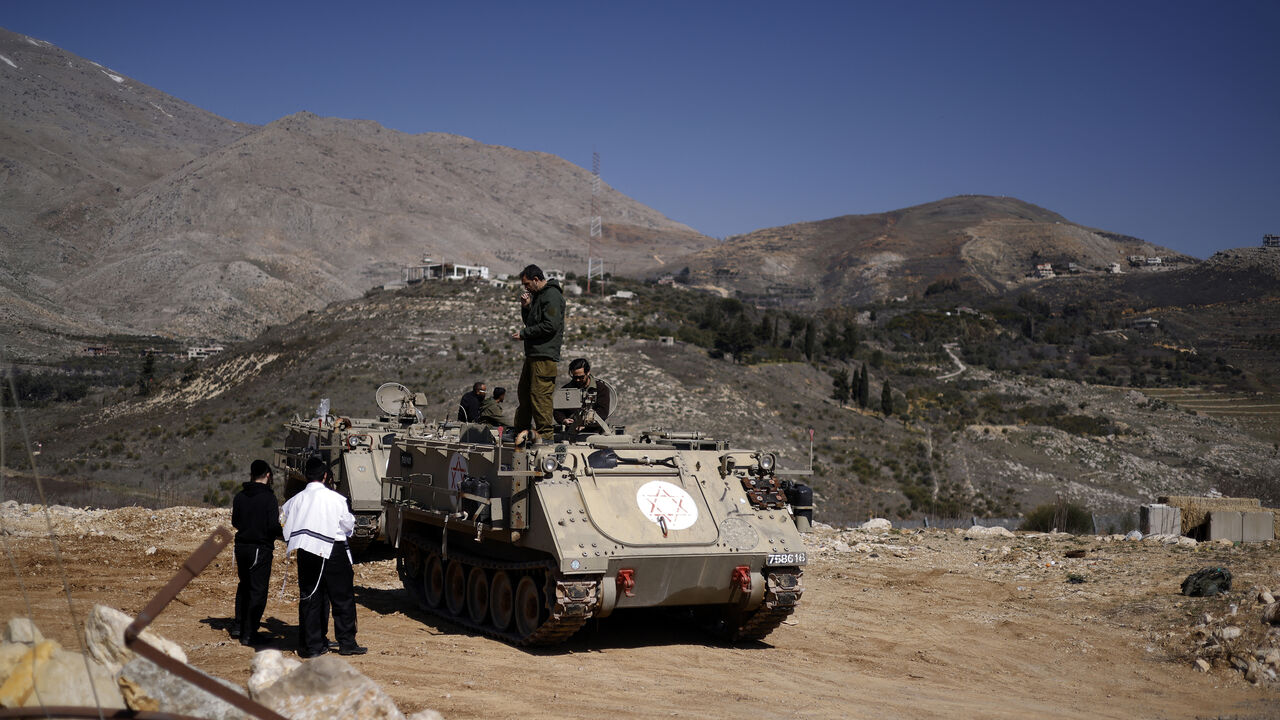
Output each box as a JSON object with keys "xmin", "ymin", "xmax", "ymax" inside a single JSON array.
[{"xmin": 1, "ymin": 504, "xmax": 1276, "ymax": 719}]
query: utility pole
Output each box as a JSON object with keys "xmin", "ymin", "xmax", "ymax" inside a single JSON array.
[{"xmin": 586, "ymin": 150, "xmax": 604, "ymax": 294}]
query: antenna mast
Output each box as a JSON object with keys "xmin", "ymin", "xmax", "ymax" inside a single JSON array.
[{"xmin": 587, "ymin": 150, "xmax": 604, "ymax": 294}]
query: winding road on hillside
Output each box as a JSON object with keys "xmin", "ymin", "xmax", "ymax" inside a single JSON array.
[{"xmin": 937, "ymin": 342, "xmax": 966, "ymax": 380}]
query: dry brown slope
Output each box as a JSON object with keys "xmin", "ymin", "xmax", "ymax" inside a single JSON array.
[{"xmin": 668, "ymin": 196, "xmax": 1188, "ymax": 307}]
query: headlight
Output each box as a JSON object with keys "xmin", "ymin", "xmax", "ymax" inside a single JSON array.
[
  {"xmin": 759, "ymin": 453, "xmax": 775, "ymax": 472},
  {"xmin": 540, "ymin": 455, "xmax": 559, "ymax": 473}
]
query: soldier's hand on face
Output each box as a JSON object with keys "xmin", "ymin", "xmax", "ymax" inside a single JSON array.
[
  {"xmin": 511, "ymin": 331, "xmax": 522, "ymax": 340},
  {"xmin": 520, "ymin": 291, "xmax": 532, "ymax": 307}
]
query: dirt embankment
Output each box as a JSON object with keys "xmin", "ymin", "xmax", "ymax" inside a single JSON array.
[{"xmin": 1, "ymin": 504, "xmax": 1277, "ymax": 719}]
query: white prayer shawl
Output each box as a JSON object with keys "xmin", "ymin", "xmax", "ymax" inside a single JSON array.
[{"xmin": 280, "ymin": 482, "xmax": 355, "ymax": 561}]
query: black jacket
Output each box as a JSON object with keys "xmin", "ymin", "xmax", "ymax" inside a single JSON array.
[
  {"xmin": 232, "ymin": 481, "xmax": 283, "ymax": 546},
  {"xmin": 458, "ymin": 390, "xmax": 483, "ymax": 422},
  {"xmin": 519, "ymin": 278, "xmax": 566, "ymax": 361}
]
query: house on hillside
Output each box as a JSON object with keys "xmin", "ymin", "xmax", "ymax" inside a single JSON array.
[
  {"xmin": 1144, "ymin": 256, "xmax": 1163, "ymax": 266},
  {"xmin": 1033, "ymin": 263, "xmax": 1056, "ymax": 279},
  {"xmin": 1264, "ymin": 234, "xmax": 1280, "ymax": 249},
  {"xmin": 404, "ymin": 259, "xmax": 490, "ymax": 283},
  {"xmin": 187, "ymin": 345, "xmax": 225, "ymax": 360},
  {"xmin": 1106, "ymin": 262, "xmax": 1123, "ymax": 274},
  {"xmin": 1131, "ymin": 317, "xmax": 1160, "ymax": 331}
]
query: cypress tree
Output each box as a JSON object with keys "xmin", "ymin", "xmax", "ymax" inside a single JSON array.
[
  {"xmin": 858, "ymin": 365, "xmax": 870, "ymax": 408},
  {"xmin": 882, "ymin": 379, "xmax": 893, "ymax": 416}
]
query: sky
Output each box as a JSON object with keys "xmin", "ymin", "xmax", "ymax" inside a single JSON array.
[{"xmin": 4, "ymin": 1, "xmax": 1278, "ymax": 258}]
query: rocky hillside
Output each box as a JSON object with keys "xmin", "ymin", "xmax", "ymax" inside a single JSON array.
[
  {"xmin": 11, "ymin": 281, "xmax": 1278, "ymax": 526},
  {"xmin": 0, "ymin": 27, "xmax": 710, "ymax": 357},
  {"xmin": 667, "ymin": 195, "xmax": 1191, "ymax": 306}
]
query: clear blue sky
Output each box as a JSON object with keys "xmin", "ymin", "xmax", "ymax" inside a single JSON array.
[{"xmin": 6, "ymin": 1, "xmax": 1277, "ymax": 258}]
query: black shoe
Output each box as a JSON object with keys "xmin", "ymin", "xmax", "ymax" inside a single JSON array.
[
  {"xmin": 298, "ymin": 646, "xmax": 329, "ymax": 659},
  {"xmin": 327, "ymin": 640, "xmax": 339, "ymax": 649},
  {"xmin": 337, "ymin": 645, "xmax": 368, "ymax": 656},
  {"xmin": 229, "ymin": 626, "xmax": 241, "ymax": 640}
]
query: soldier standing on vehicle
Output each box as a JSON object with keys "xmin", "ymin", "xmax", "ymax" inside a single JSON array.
[
  {"xmin": 231, "ymin": 460, "xmax": 282, "ymax": 645},
  {"xmin": 510, "ymin": 264, "xmax": 565, "ymax": 445}
]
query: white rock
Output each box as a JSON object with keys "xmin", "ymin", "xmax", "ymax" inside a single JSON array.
[
  {"xmin": 256, "ymin": 655, "xmax": 406, "ymax": 720},
  {"xmin": 964, "ymin": 525, "xmax": 1014, "ymax": 539},
  {"xmin": 831, "ymin": 541, "xmax": 852, "ymax": 553},
  {"xmin": 1259, "ymin": 590, "xmax": 1275, "ymax": 605},
  {"xmin": 248, "ymin": 649, "xmax": 302, "ymax": 699},
  {"xmin": 1124, "ymin": 530, "xmax": 1143, "ymax": 541},
  {"xmin": 1194, "ymin": 658, "xmax": 1211, "ymax": 673},
  {"xmin": 84, "ymin": 604, "xmax": 187, "ymax": 676},
  {"xmin": 145, "ymin": 546, "xmax": 157, "ymax": 555},
  {"xmin": 407, "ymin": 712, "xmax": 445, "ymax": 720},
  {"xmin": 1217, "ymin": 626, "xmax": 1242, "ymax": 641},
  {"xmin": 4, "ymin": 618, "xmax": 43, "ymax": 644},
  {"xmin": 860, "ymin": 518, "xmax": 892, "ymax": 531},
  {"xmin": 1175, "ymin": 536, "xmax": 1198, "ymax": 547}
]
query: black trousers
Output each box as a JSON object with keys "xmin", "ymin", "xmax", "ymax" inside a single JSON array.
[
  {"xmin": 234, "ymin": 543, "xmax": 273, "ymax": 639},
  {"xmin": 295, "ymin": 543, "xmax": 356, "ymax": 654}
]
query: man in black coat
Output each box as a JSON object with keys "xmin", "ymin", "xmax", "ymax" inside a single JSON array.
[
  {"xmin": 231, "ymin": 459, "xmax": 282, "ymax": 645},
  {"xmin": 457, "ymin": 381, "xmax": 486, "ymax": 422}
]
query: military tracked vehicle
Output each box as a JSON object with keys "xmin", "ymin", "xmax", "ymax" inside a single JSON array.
[
  {"xmin": 275, "ymin": 384, "xmax": 429, "ymax": 551},
  {"xmin": 380, "ymin": 382, "xmax": 813, "ymax": 645}
]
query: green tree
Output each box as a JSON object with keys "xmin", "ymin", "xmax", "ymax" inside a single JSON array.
[
  {"xmin": 137, "ymin": 351, "xmax": 155, "ymax": 396},
  {"xmin": 803, "ymin": 320, "xmax": 816, "ymax": 361},
  {"xmin": 857, "ymin": 365, "xmax": 870, "ymax": 408},
  {"xmin": 881, "ymin": 379, "xmax": 893, "ymax": 416},
  {"xmin": 831, "ymin": 368, "xmax": 851, "ymax": 405}
]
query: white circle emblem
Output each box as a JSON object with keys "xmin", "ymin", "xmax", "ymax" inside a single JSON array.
[
  {"xmin": 636, "ymin": 480, "xmax": 698, "ymax": 530},
  {"xmin": 448, "ymin": 453, "xmax": 467, "ymax": 491}
]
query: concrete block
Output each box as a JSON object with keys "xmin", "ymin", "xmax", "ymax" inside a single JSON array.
[
  {"xmin": 1206, "ymin": 511, "xmax": 1244, "ymax": 542},
  {"xmin": 1242, "ymin": 511, "xmax": 1275, "ymax": 543},
  {"xmin": 1140, "ymin": 504, "xmax": 1181, "ymax": 536}
]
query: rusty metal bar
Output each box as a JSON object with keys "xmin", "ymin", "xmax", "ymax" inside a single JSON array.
[
  {"xmin": 0, "ymin": 708, "xmax": 213, "ymax": 720},
  {"xmin": 121, "ymin": 526, "xmax": 291, "ymax": 720}
]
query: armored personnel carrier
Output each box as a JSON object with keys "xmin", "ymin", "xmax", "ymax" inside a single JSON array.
[
  {"xmin": 381, "ymin": 383, "xmax": 813, "ymax": 645},
  {"xmin": 275, "ymin": 384, "xmax": 428, "ymax": 551}
]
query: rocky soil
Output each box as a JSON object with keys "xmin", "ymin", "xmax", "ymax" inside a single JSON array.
[{"xmin": 2, "ymin": 502, "xmax": 1278, "ymax": 719}]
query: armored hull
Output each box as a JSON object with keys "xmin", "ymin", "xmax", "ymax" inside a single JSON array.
[{"xmin": 383, "ymin": 426, "xmax": 810, "ymax": 645}]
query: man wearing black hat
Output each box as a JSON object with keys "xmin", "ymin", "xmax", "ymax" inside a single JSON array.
[
  {"xmin": 280, "ymin": 456, "xmax": 366, "ymax": 658},
  {"xmin": 231, "ymin": 459, "xmax": 283, "ymax": 645}
]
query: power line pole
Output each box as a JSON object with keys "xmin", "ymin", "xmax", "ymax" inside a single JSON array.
[{"xmin": 587, "ymin": 149, "xmax": 603, "ymax": 294}]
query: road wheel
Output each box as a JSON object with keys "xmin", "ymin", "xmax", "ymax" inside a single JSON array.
[
  {"xmin": 423, "ymin": 552, "xmax": 444, "ymax": 609},
  {"xmin": 514, "ymin": 574, "xmax": 544, "ymax": 639},
  {"xmin": 467, "ymin": 567, "xmax": 490, "ymax": 625},
  {"xmin": 445, "ymin": 559, "xmax": 467, "ymax": 617},
  {"xmin": 490, "ymin": 571, "xmax": 514, "ymax": 631}
]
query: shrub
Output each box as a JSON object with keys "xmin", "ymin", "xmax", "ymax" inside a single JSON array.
[{"xmin": 1021, "ymin": 500, "xmax": 1093, "ymax": 534}]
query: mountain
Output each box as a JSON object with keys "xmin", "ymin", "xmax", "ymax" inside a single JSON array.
[
  {"xmin": 665, "ymin": 195, "xmax": 1191, "ymax": 306},
  {"xmin": 0, "ymin": 27, "xmax": 252, "ymax": 354},
  {"xmin": 0, "ymin": 28, "xmax": 711, "ymax": 356}
]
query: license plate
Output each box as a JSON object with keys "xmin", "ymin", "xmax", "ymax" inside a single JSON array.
[{"xmin": 766, "ymin": 552, "xmax": 807, "ymax": 566}]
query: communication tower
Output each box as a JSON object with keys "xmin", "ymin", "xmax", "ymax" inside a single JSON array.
[{"xmin": 586, "ymin": 150, "xmax": 604, "ymax": 293}]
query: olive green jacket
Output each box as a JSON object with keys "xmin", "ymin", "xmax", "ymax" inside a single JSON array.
[{"xmin": 519, "ymin": 278, "xmax": 566, "ymax": 361}]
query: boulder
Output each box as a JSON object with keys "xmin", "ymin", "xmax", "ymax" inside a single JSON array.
[
  {"xmin": 1263, "ymin": 602, "xmax": 1280, "ymax": 625},
  {"xmin": 1259, "ymin": 590, "xmax": 1275, "ymax": 605},
  {"xmin": 859, "ymin": 518, "xmax": 892, "ymax": 531},
  {"xmin": 247, "ymin": 649, "xmax": 302, "ymax": 699},
  {"xmin": 3, "ymin": 619, "xmax": 43, "ymax": 645},
  {"xmin": 256, "ymin": 655, "xmax": 405, "ymax": 720},
  {"xmin": 0, "ymin": 640, "xmax": 124, "ymax": 709},
  {"xmin": 118, "ymin": 656, "xmax": 251, "ymax": 720},
  {"xmin": 85, "ymin": 604, "xmax": 187, "ymax": 675},
  {"xmin": 964, "ymin": 525, "xmax": 1014, "ymax": 539},
  {"xmin": 1124, "ymin": 530, "xmax": 1143, "ymax": 541}
]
